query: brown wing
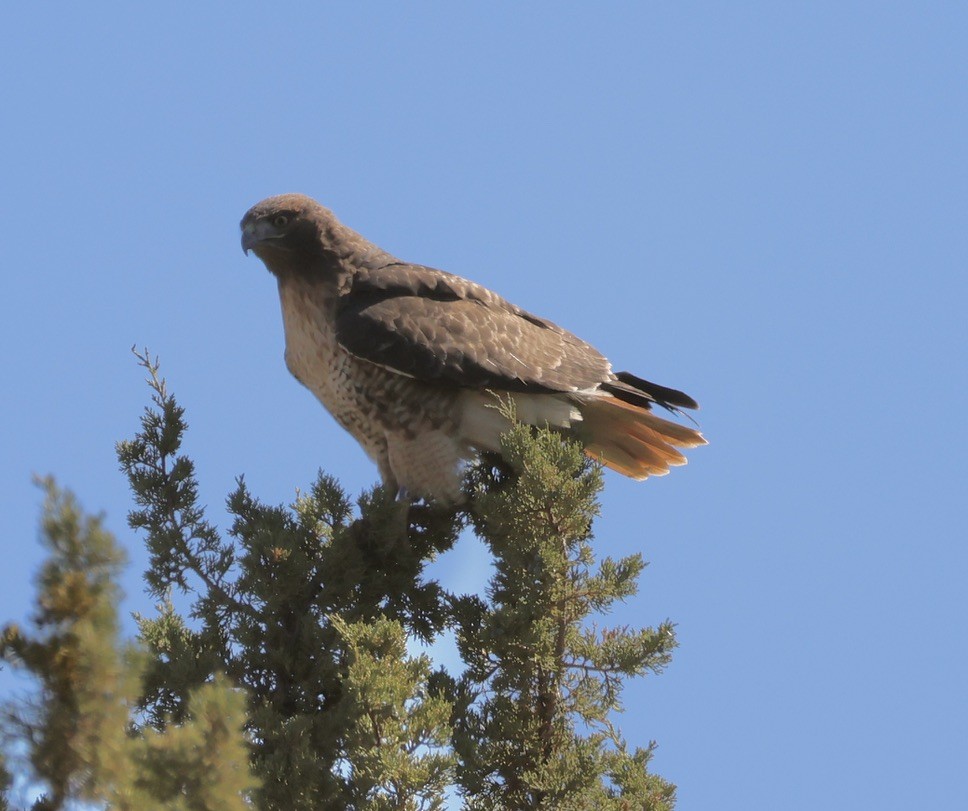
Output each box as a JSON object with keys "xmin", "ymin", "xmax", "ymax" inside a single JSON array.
[{"xmin": 335, "ymin": 263, "xmax": 612, "ymax": 392}]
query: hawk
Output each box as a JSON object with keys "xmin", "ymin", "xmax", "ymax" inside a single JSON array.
[{"xmin": 241, "ymin": 194, "xmax": 705, "ymax": 503}]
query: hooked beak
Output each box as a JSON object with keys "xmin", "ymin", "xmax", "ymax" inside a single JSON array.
[
  {"xmin": 241, "ymin": 220, "xmax": 259, "ymax": 255},
  {"xmin": 241, "ymin": 219, "xmax": 280, "ymax": 255}
]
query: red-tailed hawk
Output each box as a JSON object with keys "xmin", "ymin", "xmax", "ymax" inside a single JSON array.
[{"xmin": 241, "ymin": 194, "xmax": 705, "ymax": 503}]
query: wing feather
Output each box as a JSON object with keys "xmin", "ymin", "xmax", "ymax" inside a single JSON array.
[{"xmin": 336, "ymin": 263, "xmax": 611, "ymax": 392}]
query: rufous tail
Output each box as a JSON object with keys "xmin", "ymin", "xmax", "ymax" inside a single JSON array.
[{"xmin": 577, "ymin": 396, "xmax": 707, "ymax": 479}]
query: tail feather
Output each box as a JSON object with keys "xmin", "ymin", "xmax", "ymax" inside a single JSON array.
[
  {"xmin": 459, "ymin": 388, "xmax": 706, "ymax": 482},
  {"xmin": 606, "ymin": 371, "xmax": 701, "ymax": 412},
  {"xmin": 577, "ymin": 396, "xmax": 707, "ymax": 480}
]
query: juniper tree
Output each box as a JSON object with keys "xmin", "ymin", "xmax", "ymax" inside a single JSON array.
[
  {"xmin": 0, "ymin": 478, "xmax": 255, "ymax": 810},
  {"xmin": 1, "ymin": 352, "xmax": 678, "ymax": 809},
  {"xmin": 117, "ymin": 351, "xmax": 458, "ymax": 811},
  {"xmin": 449, "ymin": 420, "xmax": 677, "ymax": 810}
]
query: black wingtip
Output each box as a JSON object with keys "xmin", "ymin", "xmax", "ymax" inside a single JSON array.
[{"xmin": 614, "ymin": 371, "xmax": 700, "ymax": 411}]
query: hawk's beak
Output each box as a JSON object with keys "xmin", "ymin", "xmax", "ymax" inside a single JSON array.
[{"xmin": 241, "ymin": 221, "xmax": 259, "ymax": 255}]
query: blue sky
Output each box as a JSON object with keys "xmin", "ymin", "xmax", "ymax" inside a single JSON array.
[{"xmin": 2, "ymin": 3, "xmax": 966, "ymax": 807}]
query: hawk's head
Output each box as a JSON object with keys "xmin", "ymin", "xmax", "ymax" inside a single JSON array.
[{"xmin": 240, "ymin": 193, "xmax": 332, "ymax": 266}]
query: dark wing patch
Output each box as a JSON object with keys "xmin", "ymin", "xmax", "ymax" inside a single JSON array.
[
  {"xmin": 602, "ymin": 372, "xmax": 701, "ymax": 413},
  {"xmin": 336, "ymin": 263, "xmax": 611, "ymax": 392},
  {"xmin": 614, "ymin": 371, "xmax": 700, "ymax": 410}
]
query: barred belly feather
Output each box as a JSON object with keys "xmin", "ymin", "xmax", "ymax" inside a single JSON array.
[{"xmin": 278, "ymin": 277, "xmax": 467, "ymax": 502}]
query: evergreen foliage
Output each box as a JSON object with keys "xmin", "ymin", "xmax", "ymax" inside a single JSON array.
[
  {"xmin": 450, "ymin": 421, "xmax": 676, "ymax": 810},
  {"xmin": 1, "ymin": 352, "xmax": 677, "ymax": 809},
  {"xmin": 0, "ymin": 478, "xmax": 255, "ymax": 810}
]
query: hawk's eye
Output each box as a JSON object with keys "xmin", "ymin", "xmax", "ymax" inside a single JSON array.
[{"xmin": 272, "ymin": 214, "xmax": 289, "ymax": 228}]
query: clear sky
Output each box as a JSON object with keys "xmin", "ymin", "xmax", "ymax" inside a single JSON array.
[{"xmin": 2, "ymin": 3, "xmax": 965, "ymax": 807}]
